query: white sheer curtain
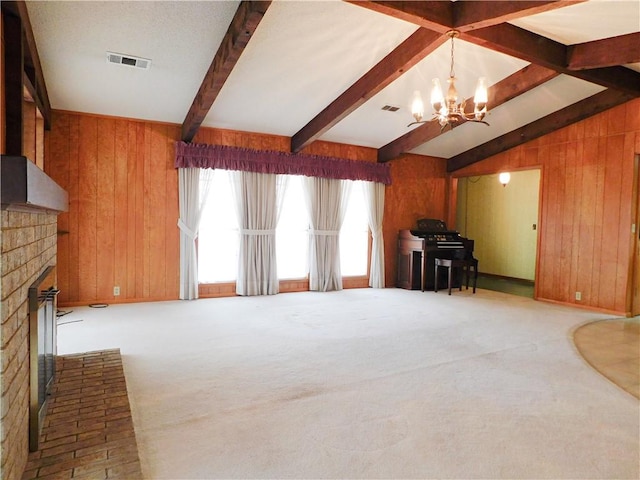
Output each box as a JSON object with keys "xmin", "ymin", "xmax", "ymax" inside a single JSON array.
[
  {"xmin": 231, "ymin": 171, "xmax": 286, "ymax": 296},
  {"xmin": 178, "ymin": 168, "xmax": 214, "ymax": 299},
  {"xmin": 364, "ymin": 181, "xmax": 386, "ymax": 288},
  {"xmin": 303, "ymin": 177, "xmax": 351, "ymax": 291}
]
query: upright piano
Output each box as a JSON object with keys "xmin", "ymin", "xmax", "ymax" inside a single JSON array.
[{"xmin": 397, "ymin": 219, "xmax": 475, "ymax": 291}]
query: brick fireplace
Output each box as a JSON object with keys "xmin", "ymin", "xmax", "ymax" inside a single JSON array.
[
  {"xmin": 1, "ymin": 210, "xmax": 58, "ymax": 480},
  {"xmin": 1, "ymin": 155, "xmax": 67, "ymax": 480}
]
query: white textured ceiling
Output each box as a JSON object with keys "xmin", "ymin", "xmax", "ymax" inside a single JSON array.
[
  {"xmin": 27, "ymin": 1, "xmax": 241, "ymax": 123},
  {"xmin": 26, "ymin": 0, "xmax": 640, "ymax": 159}
]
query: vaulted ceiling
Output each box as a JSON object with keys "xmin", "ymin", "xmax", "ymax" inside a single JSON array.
[{"xmin": 15, "ymin": 0, "xmax": 640, "ymax": 171}]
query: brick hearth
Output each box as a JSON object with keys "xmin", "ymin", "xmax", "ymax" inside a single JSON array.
[{"xmin": 21, "ymin": 350, "xmax": 142, "ymax": 480}]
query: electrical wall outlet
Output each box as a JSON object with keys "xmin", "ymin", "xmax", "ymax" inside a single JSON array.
[
  {"xmin": 113, "ymin": 286, "xmax": 120, "ymax": 296},
  {"xmin": 575, "ymin": 291, "xmax": 581, "ymax": 301}
]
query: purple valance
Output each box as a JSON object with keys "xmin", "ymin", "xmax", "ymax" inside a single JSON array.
[{"xmin": 174, "ymin": 142, "xmax": 391, "ymax": 185}]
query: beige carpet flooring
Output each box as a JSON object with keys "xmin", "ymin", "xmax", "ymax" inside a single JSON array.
[{"xmin": 57, "ymin": 288, "xmax": 640, "ymax": 479}]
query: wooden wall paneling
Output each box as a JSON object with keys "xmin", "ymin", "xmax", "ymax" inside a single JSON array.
[
  {"xmin": 221, "ymin": 129, "xmax": 239, "ymax": 148},
  {"xmin": 126, "ymin": 121, "xmax": 138, "ymax": 299},
  {"xmin": 551, "ymin": 144, "xmax": 567, "ymax": 300},
  {"xmin": 199, "ymin": 282, "xmax": 236, "ymax": 298},
  {"xmin": 147, "ymin": 124, "xmax": 168, "ymax": 298},
  {"xmin": 533, "ymin": 160, "xmax": 544, "ymax": 299},
  {"xmin": 582, "ymin": 113, "xmax": 601, "ymax": 139},
  {"xmin": 551, "ymin": 145, "xmax": 564, "ymax": 300},
  {"xmin": 164, "ymin": 126, "xmax": 180, "ymax": 300},
  {"xmin": 446, "ymin": 176, "xmax": 458, "ymax": 229},
  {"xmin": 211, "ymin": 128, "xmax": 225, "ymax": 145},
  {"xmin": 598, "ymin": 106, "xmax": 610, "ymax": 137},
  {"xmin": 537, "ymin": 145, "xmax": 554, "ymax": 299},
  {"xmin": 23, "ymin": 99, "xmax": 35, "ymax": 160},
  {"xmin": 77, "ymin": 115, "xmax": 98, "ymax": 300},
  {"xmin": 567, "ymin": 139, "xmax": 584, "ymax": 306},
  {"xmin": 625, "ymin": 100, "xmax": 640, "ymax": 132},
  {"xmin": 4, "ymin": 12, "xmax": 23, "ymax": 156},
  {"xmin": 45, "ymin": 102, "xmax": 636, "ymax": 308},
  {"xmin": 135, "ymin": 122, "xmax": 146, "ymax": 298},
  {"xmin": 565, "ymin": 122, "xmax": 580, "ymax": 144},
  {"xmin": 205, "ymin": 129, "xmax": 218, "ymax": 144},
  {"xmin": 559, "ymin": 144, "xmax": 572, "ymax": 301},
  {"xmin": 509, "ymin": 145, "xmax": 524, "ymax": 169},
  {"xmin": 589, "ymin": 136, "xmax": 608, "ymax": 306},
  {"xmin": 537, "ymin": 147, "xmax": 550, "ymax": 299},
  {"xmin": 560, "ymin": 141, "xmax": 578, "ymax": 303},
  {"xmin": 114, "ymin": 119, "xmax": 129, "ymax": 299},
  {"xmin": 576, "ymin": 137, "xmax": 599, "ymax": 306},
  {"xmin": 36, "ymin": 113, "xmax": 44, "ymax": 168},
  {"xmin": 606, "ymin": 103, "xmax": 627, "ymax": 136},
  {"xmin": 44, "ymin": 130, "xmax": 50, "ymax": 171},
  {"xmin": 48, "ymin": 112, "xmax": 69, "ymax": 301},
  {"xmin": 383, "ymin": 154, "xmax": 447, "ymax": 287},
  {"xmin": 524, "ymin": 147, "xmax": 538, "ymax": 168},
  {"xmin": 191, "ymin": 128, "xmax": 204, "ymax": 143},
  {"xmin": 142, "ymin": 123, "xmax": 152, "ymax": 298},
  {"xmin": 547, "ymin": 122, "xmax": 570, "ymax": 146},
  {"xmin": 96, "ymin": 117, "xmax": 116, "ymax": 301},
  {"xmin": 67, "ymin": 115, "xmax": 80, "ymax": 302},
  {"xmin": 1, "ymin": 14, "xmax": 4, "ymax": 155},
  {"xmin": 599, "ymin": 134, "xmax": 625, "ymax": 309}
]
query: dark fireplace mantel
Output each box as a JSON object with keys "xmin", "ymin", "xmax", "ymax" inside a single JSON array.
[{"xmin": 1, "ymin": 155, "xmax": 68, "ymax": 213}]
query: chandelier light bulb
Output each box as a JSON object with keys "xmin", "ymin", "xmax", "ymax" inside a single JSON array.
[
  {"xmin": 430, "ymin": 78, "xmax": 444, "ymax": 112},
  {"xmin": 411, "ymin": 90, "xmax": 425, "ymax": 123},
  {"xmin": 499, "ymin": 172, "xmax": 511, "ymax": 186},
  {"xmin": 474, "ymin": 77, "xmax": 488, "ymax": 105}
]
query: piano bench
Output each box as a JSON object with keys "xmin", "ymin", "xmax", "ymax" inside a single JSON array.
[{"xmin": 434, "ymin": 257, "xmax": 478, "ymax": 295}]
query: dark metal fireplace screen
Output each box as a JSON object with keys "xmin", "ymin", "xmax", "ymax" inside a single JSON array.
[{"xmin": 29, "ymin": 265, "xmax": 59, "ymax": 451}]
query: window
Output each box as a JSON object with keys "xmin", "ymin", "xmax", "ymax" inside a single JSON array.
[
  {"xmin": 276, "ymin": 175, "xmax": 308, "ymax": 279},
  {"xmin": 198, "ymin": 172, "xmax": 370, "ymax": 283},
  {"xmin": 198, "ymin": 170, "xmax": 238, "ymax": 283},
  {"xmin": 340, "ymin": 181, "xmax": 369, "ymax": 276}
]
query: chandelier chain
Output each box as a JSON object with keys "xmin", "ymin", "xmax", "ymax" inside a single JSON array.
[{"xmin": 449, "ymin": 34, "xmax": 455, "ymax": 79}]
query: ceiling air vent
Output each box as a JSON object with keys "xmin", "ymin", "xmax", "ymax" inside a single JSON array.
[
  {"xmin": 381, "ymin": 105, "xmax": 400, "ymax": 112},
  {"xmin": 106, "ymin": 51, "xmax": 151, "ymax": 70}
]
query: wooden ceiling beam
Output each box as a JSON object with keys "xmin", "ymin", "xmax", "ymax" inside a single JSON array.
[
  {"xmin": 464, "ymin": 24, "xmax": 640, "ymax": 96},
  {"xmin": 291, "ymin": 28, "xmax": 445, "ymax": 153},
  {"xmin": 378, "ymin": 64, "xmax": 559, "ymax": 163},
  {"xmin": 447, "ymin": 89, "xmax": 635, "ymax": 172},
  {"xmin": 567, "ymin": 32, "xmax": 640, "ymax": 70},
  {"xmin": 3, "ymin": 10, "xmax": 24, "ymax": 155},
  {"xmin": 2, "ymin": 1, "xmax": 52, "ymax": 129},
  {"xmin": 347, "ymin": 1, "xmax": 583, "ymax": 33},
  {"xmin": 16, "ymin": 1, "xmax": 51, "ymax": 129},
  {"xmin": 346, "ymin": 1, "xmax": 453, "ymax": 33},
  {"xmin": 463, "ymin": 24, "xmax": 566, "ymax": 70},
  {"xmin": 453, "ymin": 1, "xmax": 585, "ymax": 32},
  {"xmin": 181, "ymin": 1, "xmax": 271, "ymax": 143}
]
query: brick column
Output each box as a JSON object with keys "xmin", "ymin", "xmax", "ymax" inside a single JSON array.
[{"xmin": 1, "ymin": 211, "xmax": 57, "ymax": 480}]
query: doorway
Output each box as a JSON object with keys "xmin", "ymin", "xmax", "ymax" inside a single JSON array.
[
  {"xmin": 631, "ymin": 155, "xmax": 640, "ymax": 316},
  {"xmin": 455, "ymin": 170, "xmax": 540, "ymax": 297}
]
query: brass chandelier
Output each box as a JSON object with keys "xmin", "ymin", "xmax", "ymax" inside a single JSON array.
[{"xmin": 409, "ymin": 30, "xmax": 489, "ymax": 129}]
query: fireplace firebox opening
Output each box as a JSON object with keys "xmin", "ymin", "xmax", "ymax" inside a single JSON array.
[{"xmin": 28, "ymin": 265, "xmax": 59, "ymax": 452}]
